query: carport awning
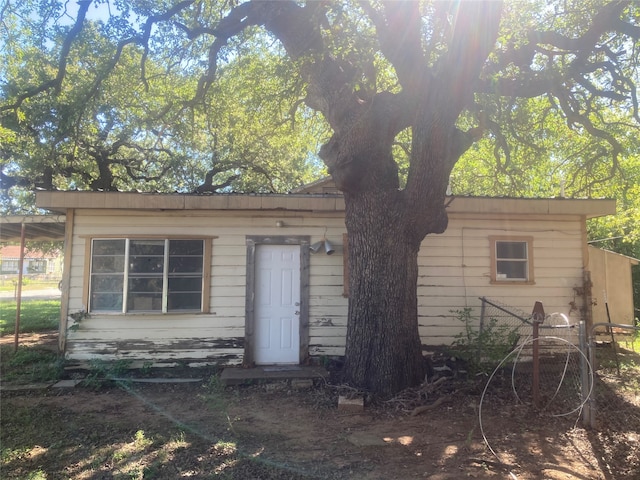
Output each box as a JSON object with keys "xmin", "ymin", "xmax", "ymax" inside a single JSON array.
[{"xmin": 0, "ymin": 215, "xmax": 66, "ymax": 242}]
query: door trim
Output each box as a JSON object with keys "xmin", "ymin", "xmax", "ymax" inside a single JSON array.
[{"xmin": 244, "ymin": 236, "xmax": 310, "ymax": 366}]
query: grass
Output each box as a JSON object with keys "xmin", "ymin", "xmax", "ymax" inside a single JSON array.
[
  {"xmin": 0, "ymin": 298, "xmax": 62, "ymax": 384},
  {"xmin": 0, "ymin": 279, "xmax": 60, "ymax": 293},
  {"xmin": 620, "ymin": 329, "xmax": 640, "ymax": 352},
  {"xmin": 0, "ymin": 299, "xmax": 60, "ymax": 335},
  {"xmin": 0, "ymin": 345, "xmax": 64, "ymax": 383}
]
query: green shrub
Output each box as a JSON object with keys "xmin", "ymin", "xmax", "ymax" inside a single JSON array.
[{"xmin": 450, "ymin": 308, "xmax": 521, "ymax": 374}]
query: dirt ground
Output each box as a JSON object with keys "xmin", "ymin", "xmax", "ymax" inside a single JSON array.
[{"xmin": 2, "ymin": 333, "xmax": 639, "ymax": 480}]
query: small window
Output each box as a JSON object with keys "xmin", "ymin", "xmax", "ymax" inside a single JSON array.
[
  {"xmin": 1, "ymin": 259, "xmax": 19, "ymax": 274},
  {"xmin": 490, "ymin": 236, "xmax": 534, "ymax": 284},
  {"xmin": 89, "ymin": 238, "xmax": 205, "ymax": 313}
]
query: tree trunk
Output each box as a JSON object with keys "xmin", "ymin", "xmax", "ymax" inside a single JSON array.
[{"xmin": 342, "ymin": 188, "xmax": 425, "ymax": 397}]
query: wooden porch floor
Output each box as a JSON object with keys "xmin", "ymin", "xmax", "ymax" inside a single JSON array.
[{"xmin": 219, "ymin": 365, "xmax": 329, "ymax": 386}]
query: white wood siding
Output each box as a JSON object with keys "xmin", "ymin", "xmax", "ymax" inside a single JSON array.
[
  {"xmin": 64, "ymin": 209, "xmax": 587, "ymax": 364},
  {"xmin": 417, "ymin": 216, "xmax": 585, "ymax": 344},
  {"xmin": 66, "ymin": 210, "xmax": 349, "ymax": 364}
]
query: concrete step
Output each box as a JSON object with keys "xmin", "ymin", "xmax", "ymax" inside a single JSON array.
[{"xmin": 219, "ymin": 365, "xmax": 328, "ymax": 386}]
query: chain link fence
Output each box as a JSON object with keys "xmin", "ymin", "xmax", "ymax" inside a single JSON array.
[
  {"xmin": 473, "ymin": 298, "xmax": 639, "ymax": 423},
  {"xmin": 585, "ymin": 324, "xmax": 640, "ymax": 425},
  {"xmin": 465, "ymin": 298, "xmax": 640, "ymax": 478},
  {"xmin": 584, "ymin": 323, "xmax": 640, "ymax": 478},
  {"xmin": 474, "ymin": 297, "xmax": 584, "ymax": 415}
]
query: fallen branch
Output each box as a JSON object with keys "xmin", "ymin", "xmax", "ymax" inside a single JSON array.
[{"xmin": 410, "ymin": 394, "xmax": 452, "ymax": 416}]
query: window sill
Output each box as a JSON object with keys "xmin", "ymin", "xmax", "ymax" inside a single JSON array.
[
  {"xmin": 490, "ymin": 280, "xmax": 536, "ymax": 286},
  {"xmin": 89, "ymin": 310, "xmax": 205, "ymax": 315}
]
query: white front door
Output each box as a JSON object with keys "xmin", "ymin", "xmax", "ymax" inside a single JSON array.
[{"xmin": 254, "ymin": 244, "xmax": 300, "ymax": 364}]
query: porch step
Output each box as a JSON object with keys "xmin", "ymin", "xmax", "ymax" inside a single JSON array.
[{"xmin": 219, "ymin": 365, "xmax": 328, "ymax": 386}]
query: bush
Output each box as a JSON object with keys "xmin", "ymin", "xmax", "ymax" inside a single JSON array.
[{"xmin": 450, "ymin": 308, "xmax": 520, "ymax": 374}]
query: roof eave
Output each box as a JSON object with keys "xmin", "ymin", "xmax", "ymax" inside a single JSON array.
[{"xmin": 35, "ymin": 191, "xmax": 616, "ymax": 218}]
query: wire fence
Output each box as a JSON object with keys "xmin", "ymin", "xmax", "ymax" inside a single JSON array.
[
  {"xmin": 476, "ymin": 298, "xmax": 639, "ymax": 423},
  {"xmin": 468, "ymin": 298, "xmax": 640, "ymax": 476},
  {"xmin": 584, "ymin": 324, "xmax": 640, "ymax": 478},
  {"xmin": 586, "ymin": 324, "xmax": 640, "ymax": 428},
  {"xmin": 477, "ymin": 297, "xmax": 584, "ymax": 415}
]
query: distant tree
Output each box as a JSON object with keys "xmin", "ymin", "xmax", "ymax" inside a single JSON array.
[{"xmin": 1, "ymin": 1, "xmax": 639, "ymax": 395}]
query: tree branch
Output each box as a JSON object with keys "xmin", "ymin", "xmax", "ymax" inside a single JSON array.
[
  {"xmin": 1, "ymin": 0, "xmax": 91, "ymax": 111},
  {"xmin": 361, "ymin": 1, "xmax": 430, "ymax": 95},
  {"xmin": 140, "ymin": 1, "xmax": 196, "ymax": 91}
]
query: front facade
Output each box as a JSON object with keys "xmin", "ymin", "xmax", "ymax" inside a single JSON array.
[
  {"xmin": 36, "ymin": 190, "xmax": 616, "ymax": 366},
  {"xmin": 0, "ymin": 245, "xmax": 63, "ymax": 277}
]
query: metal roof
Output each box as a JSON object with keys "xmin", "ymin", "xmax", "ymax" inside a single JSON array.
[{"xmin": 0, "ymin": 215, "xmax": 66, "ymax": 242}]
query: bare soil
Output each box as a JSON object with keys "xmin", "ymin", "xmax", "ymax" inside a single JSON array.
[{"xmin": 2, "ymin": 333, "xmax": 638, "ymax": 479}]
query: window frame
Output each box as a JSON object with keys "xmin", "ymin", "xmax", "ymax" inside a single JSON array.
[
  {"xmin": 489, "ymin": 235, "xmax": 535, "ymax": 285},
  {"xmin": 84, "ymin": 236, "xmax": 212, "ymax": 314}
]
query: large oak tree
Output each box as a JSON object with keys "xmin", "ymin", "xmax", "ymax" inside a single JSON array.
[{"xmin": 2, "ymin": 0, "xmax": 639, "ymax": 395}]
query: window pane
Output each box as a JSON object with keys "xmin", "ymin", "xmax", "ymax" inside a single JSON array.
[
  {"xmin": 92, "ymin": 256, "xmax": 125, "ymax": 273},
  {"xmin": 91, "ymin": 275, "xmax": 124, "ymax": 292},
  {"xmin": 167, "ymin": 240, "xmax": 203, "ymax": 311},
  {"xmin": 93, "ymin": 239, "xmax": 125, "ymax": 255},
  {"xmin": 168, "ymin": 292, "xmax": 201, "ymax": 310},
  {"xmin": 129, "ymin": 256, "xmax": 164, "ymax": 273},
  {"xmin": 91, "ymin": 240, "xmax": 126, "ymax": 312},
  {"xmin": 130, "ymin": 240, "xmax": 164, "ymax": 256},
  {"xmin": 169, "ymin": 240, "xmax": 203, "ymax": 256},
  {"xmin": 169, "ymin": 276, "xmax": 202, "ymax": 292},
  {"xmin": 496, "ymin": 241, "xmax": 527, "ymax": 259},
  {"xmin": 128, "ymin": 277, "xmax": 163, "ymax": 293},
  {"xmin": 91, "ymin": 293, "xmax": 123, "ymax": 311},
  {"xmin": 169, "ymin": 256, "xmax": 203, "ymax": 273},
  {"xmin": 497, "ymin": 260, "xmax": 528, "ymax": 280},
  {"xmin": 128, "ymin": 293, "xmax": 162, "ymax": 311}
]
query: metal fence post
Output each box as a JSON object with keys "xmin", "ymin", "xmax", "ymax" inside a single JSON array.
[
  {"xmin": 588, "ymin": 334, "xmax": 597, "ymax": 429},
  {"xmin": 478, "ymin": 298, "xmax": 487, "ymax": 365},
  {"xmin": 532, "ymin": 301, "xmax": 545, "ymax": 408},
  {"xmin": 579, "ymin": 321, "xmax": 590, "ymax": 426}
]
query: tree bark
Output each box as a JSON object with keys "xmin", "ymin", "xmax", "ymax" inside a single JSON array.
[{"xmin": 342, "ymin": 187, "xmax": 425, "ymax": 396}]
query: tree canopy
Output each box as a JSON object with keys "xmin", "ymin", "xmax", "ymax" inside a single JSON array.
[
  {"xmin": 1, "ymin": 0, "xmax": 638, "ymax": 395},
  {"xmin": 1, "ymin": 1, "xmax": 325, "ymax": 213},
  {"xmin": 2, "ymin": 1, "xmax": 638, "ymax": 201}
]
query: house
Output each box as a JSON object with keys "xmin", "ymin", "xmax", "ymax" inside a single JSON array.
[
  {"xmin": 0, "ymin": 244, "xmax": 63, "ymax": 278},
  {"xmin": 35, "ymin": 185, "xmax": 625, "ymax": 367}
]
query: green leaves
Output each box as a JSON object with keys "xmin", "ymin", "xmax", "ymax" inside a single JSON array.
[{"xmin": 1, "ymin": 3, "xmax": 324, "ymax": 210}]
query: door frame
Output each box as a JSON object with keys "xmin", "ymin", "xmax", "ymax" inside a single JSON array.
[{"xmin": 244, "ymin": 236, "xmax": 310, "ymax": 366}]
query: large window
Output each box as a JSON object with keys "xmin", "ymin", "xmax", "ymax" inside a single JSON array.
[
  {"xmin": 28, "ymin": 259, "xmax": 47, "ymax": 274},
  {"xmin": 490, "ymin": 236, "xmax": 534, "ymax": 284},
  {"xmin": 90, "ymin": 238, "xmax": 205, "ymax": 313}
]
